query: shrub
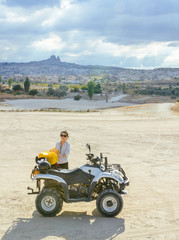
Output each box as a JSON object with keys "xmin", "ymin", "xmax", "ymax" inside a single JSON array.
[
  {"xmin": 6, "ymin": 88, "xmax": 13, "ymax": 94},
  {"xmin": 15, "ymin": 92, "xmax": 21, "ymax": 95},
  {"xmin": 0, "ymin": 88, "xmax": 6, "ymax": 93},
  {"xmin": 74, "ymin": 87, "xmax": 79, "ymax": 92},
  {"xmin": 74, "ymin": 94, "xmax": 81, "ymax": 100},
  {"xmin": 13, "ymin": 84, "xmax": 23, "ymax": 91},
  {"xmin": 29, "ymin": 89, "xmax": 38, "ymax": 95}
]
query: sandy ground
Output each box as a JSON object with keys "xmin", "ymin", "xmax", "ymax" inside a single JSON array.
[{"xmin": 0, "ymin": 103, "xmax": 179, "ymax": 240}]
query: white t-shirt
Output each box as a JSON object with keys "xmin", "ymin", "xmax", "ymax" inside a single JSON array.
[{"xmin": 55, "ymin": 141, "xmax": 70, "ymax": 164}]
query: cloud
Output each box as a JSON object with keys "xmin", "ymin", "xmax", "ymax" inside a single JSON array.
[
  {"xmin": 2, "ymin": 0, "xmax": 60, "ymax": 8},
  {"xmin": 61, "ymin": 39, "xmax": 175, "ymax": 68},
  {"xmin": 32, "ymin": 33, "xmax": 65, "ymax": 51},
  {"xmin": 163, "ymin": 46, "xmax": 179, "ymax": 67},
  {"xmin": 0, "ymin": 0, "xmax": 179, "ymax": 68},
  {"xmin": 39, "ymin": 0, "xmax": 179, "ymax": 44}
]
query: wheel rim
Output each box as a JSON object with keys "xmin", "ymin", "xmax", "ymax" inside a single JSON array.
[
  {"xmin": 102, "ymin": 195, "xmax": 118, "ymax": 212},
  {"xmin": 41, "ymin": 196, "xmax": 56, "ymax": 211}
]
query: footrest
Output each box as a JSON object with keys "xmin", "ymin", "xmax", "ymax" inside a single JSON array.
[
  {"xmin": 121, "ymin": 190, "xmax": 128, "ymax": 194},
  {"xmin": 27, "ymin": 187, "xmax": 39, "ymax": 195}
]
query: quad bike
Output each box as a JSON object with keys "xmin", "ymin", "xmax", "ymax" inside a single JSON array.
[{"xmin": 27, "ymin": 144, "xmax": 129, "ymax": 217}]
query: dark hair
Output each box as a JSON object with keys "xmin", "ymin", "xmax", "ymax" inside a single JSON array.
[{"xmin": 60, "ymin": 131, "xmax": 69, "ymax": 138}]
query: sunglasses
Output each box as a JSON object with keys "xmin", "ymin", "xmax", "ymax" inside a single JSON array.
[{"xmin": 60, "ymin": 134, "xmax": 67, "ymax": 137}]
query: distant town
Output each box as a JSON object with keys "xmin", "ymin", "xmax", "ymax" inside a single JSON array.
[
  {"xmin": 0, "ymin": 55, "xmax": 179, "ymax": 83},
  {"xmin": 0, "ymin": 56, "xmax": 179, "ymax": 104}
]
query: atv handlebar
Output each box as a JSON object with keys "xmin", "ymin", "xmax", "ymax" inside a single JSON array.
[
  {"xmin": 86, "ymin": 148, "xmax": 124, "ymax": 173},
  {"xmin": 86, "ymin": 153, "xmax": 94, "ymax": 160},
  {"xmin": 86, "ymin": 144, "xmax": 104, "ymax": 165},
  {"xmin": 86, "ymin": 152, "xmax": 105, "ymax": 166}
]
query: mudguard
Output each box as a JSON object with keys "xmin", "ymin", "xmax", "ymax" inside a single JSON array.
[
  {"xmin": 33, "ymin": 174, "xmax": 67, "ymax": 184},
  {"xmin": 88, "ymin": 172, "xmax": 124, "ymax": 199},
  {"xmin": 33, "ymin": 174, "xmax": 69, "ymax": 201},
  {"xmin": 92, "ymin": 172, "xmax": 124, "ymax": 184}
]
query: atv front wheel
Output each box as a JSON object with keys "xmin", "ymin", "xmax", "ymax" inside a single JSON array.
[
  {"xmin": 36, "ymin": 188, "xmax": 63, "ymax": 217},
  {"xmin": 96, "ymin": 189, "xmax": 123, "ymax": 217}
]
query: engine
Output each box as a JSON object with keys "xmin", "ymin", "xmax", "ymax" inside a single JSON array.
[{"xmin": 68, "ymin": 184, "xmax": 89, "ymax": 198}]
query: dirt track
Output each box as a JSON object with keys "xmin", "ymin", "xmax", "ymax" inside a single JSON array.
[{"xmin": 0, "ymin": 103, "xmax": 179, "ymax": 240}]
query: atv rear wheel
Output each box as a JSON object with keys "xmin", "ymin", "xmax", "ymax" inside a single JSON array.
[
  {"xmin": 96, "ymin": 189, "xmax": 123, "ymax": 217},
  {"xmin": 36, "ymin": 188, "xmax": 63, "ymax": 217}
]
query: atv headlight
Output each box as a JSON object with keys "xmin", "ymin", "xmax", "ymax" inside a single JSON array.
[
  {"xmin": 112, "ymin": 170, "xmax": 123, "ymax": 181},
  {"xmin": 100, "ymin": 165, "xmax": 105, "ymax": 171}
]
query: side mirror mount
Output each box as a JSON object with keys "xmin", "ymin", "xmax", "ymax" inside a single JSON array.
[{"xmin": 86, "ymin": 143, "xmax": 91, "ymax": 153}]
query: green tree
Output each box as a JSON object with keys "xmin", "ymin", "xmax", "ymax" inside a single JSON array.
[
  {"xmin": 87, "ymin": 81, "xmax": 95, "ymax": 100},
  {"xmin": 122, "ymin": 82, "xmax": 126, "ymax": 94},
  {"xmin": 55, "ymin": 89, "xmax": 67, "ymax": 98},
  {"xmin": 54, "ymin": 85, "xmax": 68, "ymax": 98},
  {"xmin": 101, "ymin": 75, "xmax": 111, "ymax": 102},
  {"xmin": 81, "ymin": 85, "xmax": 88, "ymax": 90},
  {"xmin": 0, "ymin": 76, "xmax": 2, "ymax": 90},
  {"xmin": 94, "ymin": 83, "xmax": 102, "ymax": 94},
  {"xmin": 104, "ymin": 80, "xmax": 109, "ymax": 102},
  {"xmin": 24, "ymin": 77, "xmax": 30, "ymax": 93},
  {"xmin": 8, "ymin": 78, "xmax": 13, "ymax": 88},
  {"xmin": 47, "ymin": 87, "xmax": 55, "ymax": 96},
  {"xmin": 59, "ymin": 85, "xmax": 68, "ymax": 92}
]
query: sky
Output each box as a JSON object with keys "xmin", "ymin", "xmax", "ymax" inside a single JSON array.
[{"xmin": 0, "ymin": 0, "xmax": 179, "ymax": 68}]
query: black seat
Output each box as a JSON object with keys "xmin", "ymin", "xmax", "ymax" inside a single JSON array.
[
  {"xmin": 48, "ymin": 168, "xmax": 94, "ymax": 185},
  {"xmin": 56, "ymin": 168, "xmax": 79, "ymax": 174}
]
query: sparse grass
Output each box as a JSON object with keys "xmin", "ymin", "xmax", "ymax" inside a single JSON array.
[
  {"xmin": 0, "ymin": 108, "xmax": 93, "ymax": 113},
  {"xmin": 120, "ymin": 104, "xmax": 153, "ymax": 110},
  {"xmin": 35, "ymin": 83, "xmax": 48, "ymax": 87},
  {"xmin": 171, "ymin": 102, "xmax": 179, "ymax": 112}
]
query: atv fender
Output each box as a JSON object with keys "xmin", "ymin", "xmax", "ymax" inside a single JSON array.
[
  {"xmin": 88, "ymin": 172, "xmax": 124, "ymax": 199},
  {"xmin": 33, "ymin": 174, "xmax": 69, "ymax": 201},
  {"xmin": 93, "ymin": 172, "xmax": 124, "ymax": 184}
]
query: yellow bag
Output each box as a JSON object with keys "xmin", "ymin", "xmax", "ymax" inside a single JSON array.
[{"xmin": 38, "ymin": 148, "xmax": 59, "ymax": 165}]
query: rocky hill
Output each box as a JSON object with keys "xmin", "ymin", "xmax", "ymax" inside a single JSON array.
[{"xmin": 0, "ymin": 55, "xmax": 179, "ymax": 81}]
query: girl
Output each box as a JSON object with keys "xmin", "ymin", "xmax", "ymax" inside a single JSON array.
[{"xmin": 55, "ymin": 131, "xmax": 70, "ymax": 169}]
